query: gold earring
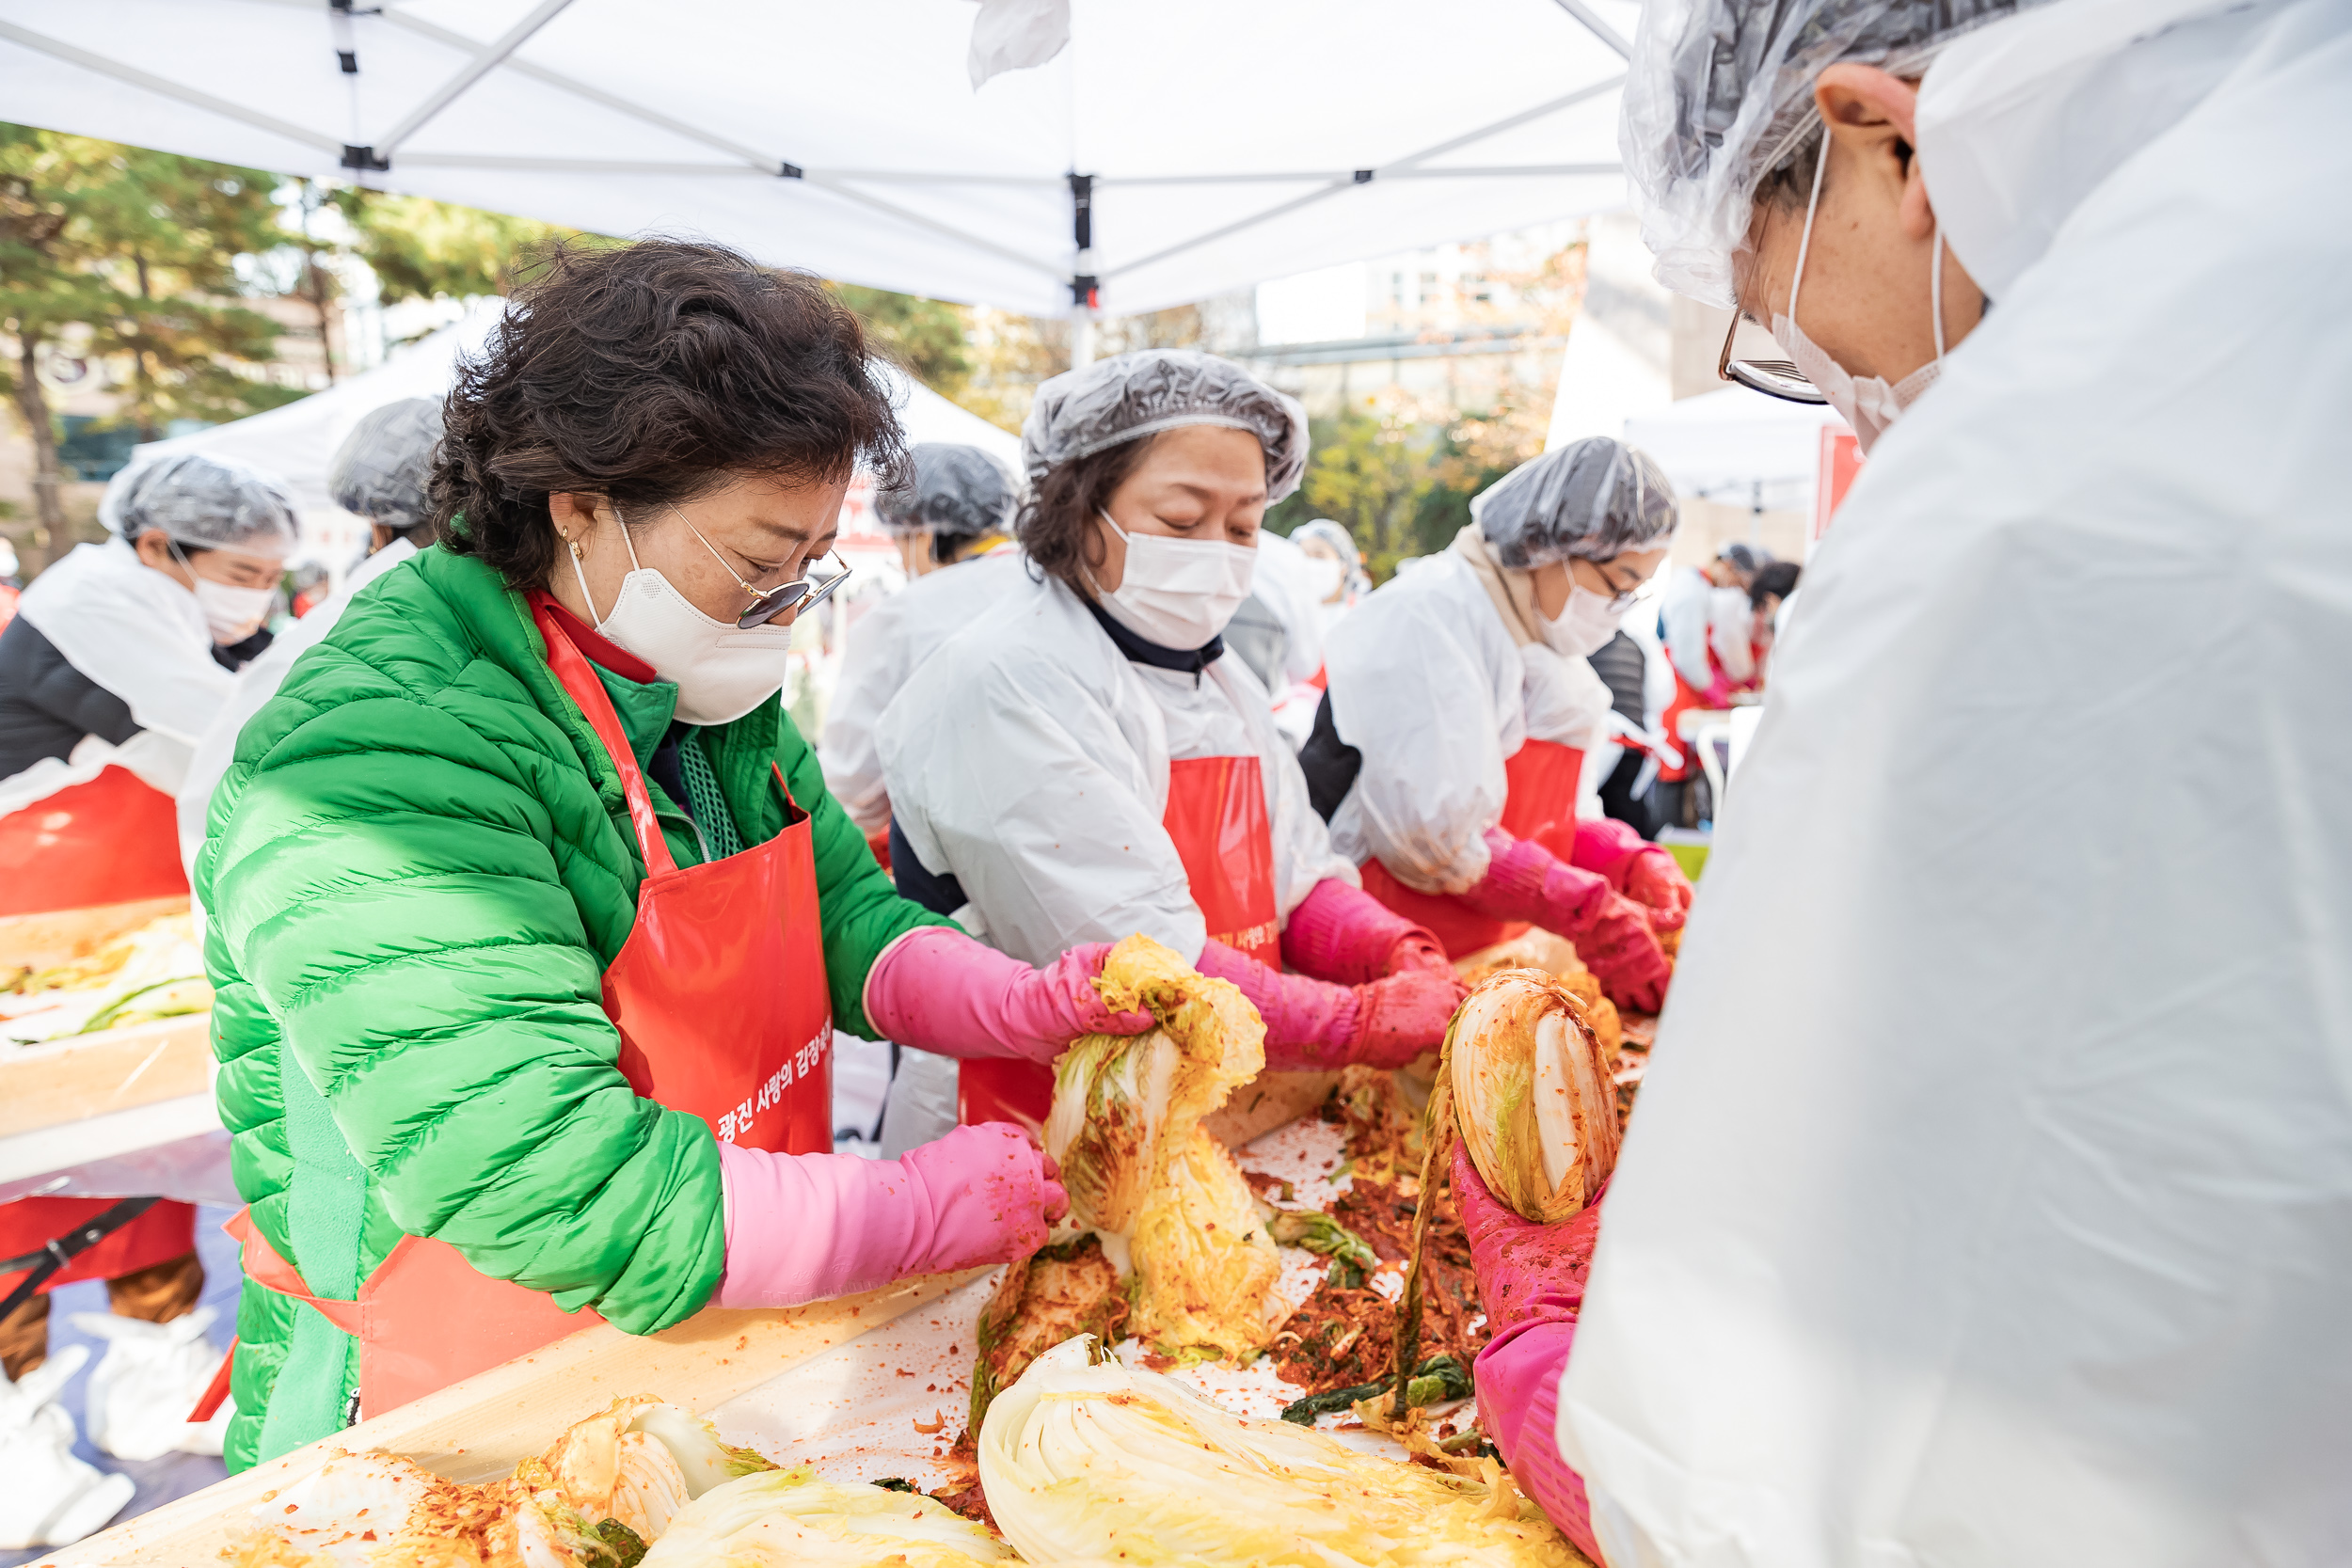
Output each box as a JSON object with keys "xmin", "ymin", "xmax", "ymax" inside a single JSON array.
[{"xmin": 569, "ymin": 538, "xmax": 585, "ymax": 562}]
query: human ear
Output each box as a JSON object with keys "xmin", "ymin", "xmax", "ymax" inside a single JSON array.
[
  {"xmin": 547, "ymin": 492, "xmax": 604, "ymax": 548},
  {"xmin": 1816, "ymin": 64, "xmax": 1935, "ymax": 241}
]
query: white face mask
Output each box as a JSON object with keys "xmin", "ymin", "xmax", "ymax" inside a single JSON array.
[
  {"xmin": 1770, "ymin": 143, "xmax": 1947, "ymax": 455},
  {"xmin": 1092, "ymin": 508, "xmax": 1257, "ymax": 650},
  {"xmin": 1540, "ymin": 584, "xmax": 1627, "ymax": 658},
  {"xmin": 1301, "ymin": 554, "xmax": 1347, "ymax": 604},
  {"xmin": 569, "ymin": 510, "xmax": 794, "ymax": 726},
  {"xmin": 167, "ymin": 541, "xmax": 274, "ymax": 643},
  {"xmin": 192, "ymin": 577, "xmax": 275, "ymax": 644}
]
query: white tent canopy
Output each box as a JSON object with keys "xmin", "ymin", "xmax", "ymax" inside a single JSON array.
[
  {"xmin": 131, "ymin": 296, "xmax": 1019, "ymax": 574},
  {"xmin": 1622, "ymin": 387, "xmax": 1850, "ymax": 520},
  {"xmin": 0, "ymin": 0, "xmax": 1639, "ymax": 318}
]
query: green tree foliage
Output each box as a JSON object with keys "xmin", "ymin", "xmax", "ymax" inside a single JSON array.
[
  {"xmin": 332, "ymin": 188, "xmax": 601, "ymax": 309},
  {"xmin": 2, "ymin": 124, "xmax": 301, "ymax": 561},
  {"xmin": 834, "ymin": 284, "xmax": 974, "ymax": 402}
]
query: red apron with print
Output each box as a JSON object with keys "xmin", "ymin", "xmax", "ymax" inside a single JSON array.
[
  {"xmin": 959, "ymin": 753, "xmax": 1279, "ymax": 1132},
  {"xmin": 0, "ymin": 765, "xmax": 188, "ymax": 917},
  {"xmin": 221, "ymin": 603, "xmax": 834, "ymax": 1421},
  {"xmin": 1359, "ymin": 738, "xmax": 1583, "ymax": 959}
]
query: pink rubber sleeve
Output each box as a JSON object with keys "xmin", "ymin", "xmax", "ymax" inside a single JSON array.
[
  {"xmin": 1455, "ymin": 829, "xmax": 1613, "ymax": 935},
  {"xmin": 862, "ymin": 926, "xmax": 1153, "ymax": 1065},
  {"xmin": 1279, "ymin": 877, "xmax": 1448, "ymax": 983},
  {"xmin": 1567, "ymin": 817, "xmax": 1650, "ymax": 884},
  {"xmin": 1194, "ymin": 939, "xmax": 1360, "ymax": 1063},
  {"xmin": 1195, "ymin": 940, "xmax": 1461, "ymax": 1072},
  {"xmin": 713, "ymin": 1125, "xmax": 1060, "ymax": 1307},
  {"xmin": 1477, "ymin": 1323, "xmax": 1602, "ymax": 1563}
]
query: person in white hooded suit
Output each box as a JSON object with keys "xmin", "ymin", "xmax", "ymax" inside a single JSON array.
[{"xmin": 1454, "ymin": 1, "xmax": 2352, "ymax": 1564}]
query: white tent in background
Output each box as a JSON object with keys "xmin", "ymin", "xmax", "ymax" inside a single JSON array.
[
  {"xmin": 0, "ymin": 0, "xmax": 1640, "ymax": 322},
  {"xmin": 1544, "ymin": 212, "xmax": 1673, "ymax": 452},
  {"xmin": 131, "ymin": 299, "xmax": 1020, "ymax": 579},
  {"xmin": 1621, "ymin": 388, "xmax": 1849, "ymax": 523}
]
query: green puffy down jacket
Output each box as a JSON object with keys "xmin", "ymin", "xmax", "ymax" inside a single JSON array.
[{"xmin": 197, "ymin": 546, "xmax": 950, "ymax": 1470}]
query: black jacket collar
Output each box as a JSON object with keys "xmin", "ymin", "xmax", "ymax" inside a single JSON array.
[{"xmin": 1080, "ymin": 594, "xmax": 1223, "ymax": 680}]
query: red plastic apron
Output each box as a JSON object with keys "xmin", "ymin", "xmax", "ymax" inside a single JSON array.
[
  {"xmin": 0, "ymin": 765, "xmax": 188, "ymax": 917},
  {"xmin": 0, "ymin": 1196, "xmax": 194, "ymax": 1301},
  {"xmin": 959, "ymin": 753, "xmax": 1279, "ymax": 1131},
  {"xmin": 225, "ymin": 603, "xmax": 834, "ymax": 1420},
  {"xmin": 1359, "ymin": 738, "xmax": 1583, "ymax": 959}
]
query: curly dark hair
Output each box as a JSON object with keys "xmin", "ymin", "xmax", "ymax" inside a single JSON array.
[
  {"xmin": 432, "ymin": 237, "xmax": 905, "ymax": 588},
  {"xmin": 1015, "ymin": 435, "xmax": 1160, "ymax": 597}
]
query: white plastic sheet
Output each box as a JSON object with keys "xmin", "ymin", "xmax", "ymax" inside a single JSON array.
[{"xmin": 1561, "ymin": 3, "xmax": 2352, "ymax": 1563}]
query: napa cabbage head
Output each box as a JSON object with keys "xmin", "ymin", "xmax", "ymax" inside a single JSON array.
[
  {"xmin": 1448, "ymin": 969, "xmax": 1620, "ymax": 1223},
  {"xmin": 639, "ymin": 1468, "xmax": 1012, "ymax": 1567},
  {"xmin": 977, "ymin": 1338, "xmax": 1584, "ymax": 1567}
]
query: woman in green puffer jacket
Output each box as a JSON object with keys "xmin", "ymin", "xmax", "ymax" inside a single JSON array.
[{"xmin": 196, "ymin": 240, "xmax": 1150, "ymax": 1469}]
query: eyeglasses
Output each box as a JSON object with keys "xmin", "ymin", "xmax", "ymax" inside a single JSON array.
[
  {"xmin": 674, "ymin": 508, "xmax": 854, "ymax": 628},
  {"xmin": 1718, "ymin": 309, "xmax": 1826, "ymax": 405},
  {"xmin": 1583, "ymin": 558, "xmax": 1649, "ymax": 610}
]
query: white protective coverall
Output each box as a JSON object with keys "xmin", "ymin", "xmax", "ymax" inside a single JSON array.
[
  {"xmin": 14, "ymin": 537, "xmax": 235, "ymax": 766},
  {"xmin": 1324, "ymin": 546, "xmax": 1614, "ymax": 894},
  {"xmin": 819, "ymin": 547, "xmax": 1025, "ymax": 835},
  {"xmin": 875, "ymin": 569, "xmax": 1354, "ymax": 968},
  {"xmin": 175, "ymin": 538, "xmax": 417, "ymax": 887},
  {"xmin": 1659, "ymin": 562, "xmax": 1756, "ymax": 694},
  {"xmin": 1561, "ymin": 4, "xmax": 2352, "ymax": 1566}
]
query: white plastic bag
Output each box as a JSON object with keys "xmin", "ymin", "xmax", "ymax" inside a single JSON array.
[
  {"xmin": 71, "ymin": 1304, "xmax": 230, "ymax": 1461},
  {"xmin": 0, "ymin": 1344, "xmax": 135, "ymax": 1549}
]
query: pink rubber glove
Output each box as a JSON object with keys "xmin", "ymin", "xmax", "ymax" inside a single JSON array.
[
  {"xmin": 1457, "ymin": 829, "xmax": 1613, "ymax": 933},
  {"xmin": 1570, "ymin": 819, "xmax": 1692, "ymax": 934},
  {"xmin": 1455, "ymin": 1142, "xmax": 1607, "ymax": 1563},
  {"xmin": 1279, "ymin": 877, "xmax": 1452, "ymax": 983},
  {"xmin": 712, "ymin": 1125, "xmax": 1067, "ymax": 1307},
  {"xmin": 1461, "ymin": 831, "xmax": 1669, "ymax": 1011},
  {"xmin": 1575, "ymin": 892, "xmax": 1672, "ymax": 1013},
  {"xmin": 1194, "ymin": 940, "xmax": 1464, "ymax": 1070},
  {"xmin": 1624, "ymin": 848, "xmax": 1694, "ymax": 933},
  {"xmin": 862, "ymin": 926, "xmax": 1154, "ymax": 1065}
]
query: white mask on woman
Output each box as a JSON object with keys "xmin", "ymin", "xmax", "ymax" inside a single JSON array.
[
  {"xmin": 569, "ymin": 510, "xmax": 794, "ymax": 725},
  {"xmin": 1771, "ymin": 141, "xmax": 1947, "ymax": 455},
  {"xmin": 1091, "ymin": 508, "xmax": 1257, "ymax": 650},
  {"xmin": 1539, "ymin": 584, "xmax": 1628, "ymax": 659},
  {"xmin": 167, "ymin": 540, "xmax": 275, "ymax": 643}
]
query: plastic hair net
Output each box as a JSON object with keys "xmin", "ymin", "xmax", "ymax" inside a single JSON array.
[
  {"xmin": 328, "ymin": 397, "xmax": 443, "ymax": 537},
  {"xmin": 1291, "ymin": 518, "xmax": 1360, "ymax": 562},
  {"xmin": 1469, "ymin": 438, "xmax": 1678, "ymax": 570},
  {"xmin": 872, "ymin": 442, "xmax": 1022, "ymax": 545},
  {"xmin": 1022, "ymin": 349, "xmax": 1308, "ymax": 502},
  {"xmin": 99, "ymin": 451, "xmax": 300, "ymax": 554},
  {"xmin": 1619, "ymin": 0, "xmax": 2049, "ymax": 305}
]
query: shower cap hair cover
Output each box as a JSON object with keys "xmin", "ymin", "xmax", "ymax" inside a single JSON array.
[
  {"xmin": 1021, "ymin": 349, "xmax": 1309, "ymax": 502},
  {"xmin": 1619, "ymin": 0, "xmax": 2048, "ymax": 305},
  {"xmin": 100, "ymin": 451, "xmax": 300, "ymax": 554},
  {"xmin": 1291, "ymin": 518, "xmax": 1359, "ymax": 562},
  {"xmin": 328, "ymin": 398, "xmax": 443, "ymax": 537},
  {"xmin": 873, "ymin": 442, "xmax": 1022, "ymax": 545},
  {"xmin": 1470, "ymin": 438, "xmax": 1677, "ymax": 570}
]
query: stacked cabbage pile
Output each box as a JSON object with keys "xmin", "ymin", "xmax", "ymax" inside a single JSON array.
[
  {"xmin": 227, "ymin": 1398, "xmax": 1005, "ymax": 1568},
  {"xmin": 1041, "ymin": 934, "xmax": 1281, "ymax": 1357},
  {"xmin": 978, "ymin": 1338, "xmax": 1583, "ymax": 1566}
]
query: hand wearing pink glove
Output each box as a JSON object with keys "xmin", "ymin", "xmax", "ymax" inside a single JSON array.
[
  {"xmin": 1458, "ymin": 830, "xmax": 1670, "ymax": 1012},
  {"xmin": 712, "ymin": 1124, "xmax": 1067, "ymax": 1308},
  {"xmin": 1194, "ymin": 940, "xmax": 1464, "ymax": 1071},
  {"xmin": 1454, "ymin": 1141, "xmax": 1607, "ymax": 1564},
  {"xmin": 1570, "ymin": 818, "xmax": 1693, "ymax": 935},
  {"xmin": 863, "ymin": 926, "xmax": 1155, "ymax": 1065},
  {"xmin": 1279, "ymin": 877, "xmax": 1453, "ymax": 983}
]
